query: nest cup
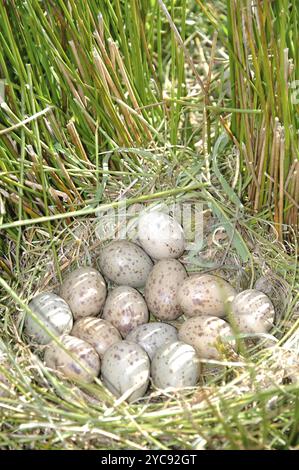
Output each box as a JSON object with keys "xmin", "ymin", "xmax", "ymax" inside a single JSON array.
[{"xmin": 1, "ymin": 200, "xmax": 298, "ymax": 449}]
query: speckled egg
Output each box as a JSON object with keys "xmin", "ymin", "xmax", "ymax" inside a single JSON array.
[
  {"xmin": 177, "ymin": 274, "xmax": 236, "ymax": 318},
  {"xmin": 101, "ymin": 340, "xmax": 150, "ymax": 402},
  {"xmin": 137, "ymin": 211, "xmax": 185, "ymax": 259},
  {"xmin": 126, "ymin": 322, "xmax": 178, "ymax": 359},
  {"xmin": 25, "ymin": 292, "xmax": 73, "ymax": 345},
  {"xmin": 144, "ymin": 259, "xmax": 187, "ymax": 320},
  {"xmin": 178, "ymin": 316, "xmax": 236, "ymax": 360},
  {"xmin": 71, "ymin": 317, "xmax": 121, "ymax": 358},
  {"xmin": 254, "ymin": 275, "xmax": 288, "ymax": 320},
  {"xmin": 59, "ymin": 267, "xmax": 106, "ymax": 319},
  {"xmin": 44, "ymin": 335, "xmax": 100, "ymax": 383},
  {"xmin": 102, "ymin": 286, "xmax": 149, "ymax": 337},
  {"xmin": 230, "ymin": 289, "xmax": 275, "ymax": 334},
  {"xmin": 151, "ymin": 341, "xmax": 200, "ymax": 389},
  {"xmin": 98, "ymin": 240, "xmax": 153, "ymax": 288}
]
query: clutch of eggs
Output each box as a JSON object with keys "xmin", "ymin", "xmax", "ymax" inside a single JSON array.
[{"xmin": 24, "ymin": 210, "xmax": 277, "ymax": 401}]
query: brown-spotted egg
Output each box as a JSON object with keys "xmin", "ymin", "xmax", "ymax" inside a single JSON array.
[
  {"xmin": 126, "ymin": 322, "xmax": 178, "ymax": 359},
  {"xmin": 177, "ymin": 274, "xmax": 236, "ymax": 318},
  {"xmin": 178, "ymin": 316, "xmax": 236, "ymax": 360},
  {"xmin": 44, "ymin": 335, "xmax": 100, "ymax": 383},
  {"xmin": 254, "ymin": 276, "xmax": 288, "ymax": 320},
  {"xmin": 98, "ymin": 240, "xmax": 153, "ymax": 288},
  {"xmin": 230, "ymin": 289, "xmax": 275, "ymax": 334},
  {"xmin": 25, "ymin": 292, "xmax": 73, "ymax": 345},
  {"xmin": 137, "ymin": 211, "xmax": 185, "ymax": 259},
  {"xmin": 151, "ymin": 341, "xmax": 200, "ymax": 389},
  {"xmin": 101, "ymin": 340, "xmax": 150, "ymax": 402},
  {"xmin": 144, "ymin": 259, "xmax": 187, "ymax": 320},
  {"xmin": 59, "ymin": 267, "xmax": 106, "ymax": 319},
  {"xmin": 71, "ymin": 317, "xmax": 121, "ymax": 358},
  {"xmin": 102, "ymin": 286, "xmax": 149, "ymax": 337}
]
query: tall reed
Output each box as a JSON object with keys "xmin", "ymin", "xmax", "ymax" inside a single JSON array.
[{"xmin": 227, "ymin": 0, "xmax": 298, "ymax": 240}]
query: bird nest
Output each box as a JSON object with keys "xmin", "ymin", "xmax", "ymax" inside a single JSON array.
[{"xmin": 0, "ymin": 195, "xmax": 298, "ymax": 450}]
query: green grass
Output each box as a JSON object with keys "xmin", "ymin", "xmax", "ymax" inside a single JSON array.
[
  {"xmin": 225, "ymin": 0, "xmax": 299, "ymax": 240},
  {"xmin": 0, "ymin": 0, "xmax": 298, "ymax": 450}
]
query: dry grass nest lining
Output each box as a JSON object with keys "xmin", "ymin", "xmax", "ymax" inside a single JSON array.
[{"xmin": 1, "ymin": 198, "xmax": 299, "ymax": 448}]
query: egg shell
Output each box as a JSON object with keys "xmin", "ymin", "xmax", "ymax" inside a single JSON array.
[
  {"xmin": 98, "ymin": 240, "xmax": 153, "ymax": 288},
  {"xmin": 151, "ymin": 341, "xmax": 200, "ymax": 389},
  {"xmin": 102, "ymin": 286, "xmax": 149, "ymax": 337},
  {"xmin": 59, "ymin": 267, "xmax": 106, "ymax": 319},
  {"xmin": 44, "ymin": 335, "xmax": 100, "ymax": 383},
  {"xmin": 144, "ymin": 259, "xmax": 187, "ymax": 321},
  {"xmin": 178, "ymin": 316, "xmax": 236, "ymax": 360},
  {"xmin": 25, "ymin": 292, "xmax": 73, "ymax": 345},
  {"xmin": 137, "ymin": 211, "xmax": 185, "ymax": 259},
  {"xmin": 126, "ymin": 322, "xmax": 178, "ymax": 360},
  {"xmin": 101, "ymin": 340, "xmax": 150, "ymax": 402},
  {"xmin": 177, "ymin": 274, "xmax": 236, "ymax": 318},
  {"xmin": 254, "ymin": 276, "xmax": 288, "ymax": 319},
  {"xmin": 71, "ymin": 317, "xmax": 121, "ymax": 358},
  {"xmin": 230, "ymin": 289, "xmax": 275, "ymax": 334}
]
